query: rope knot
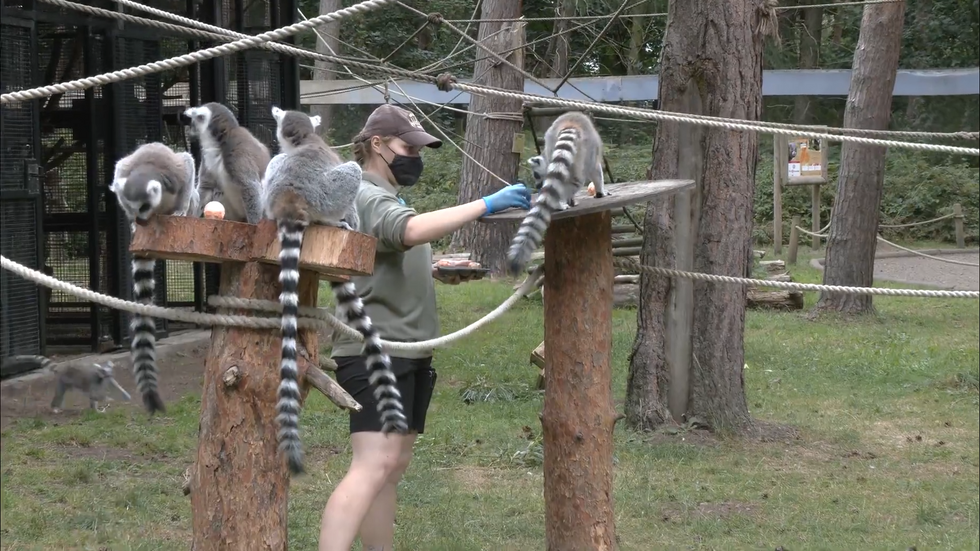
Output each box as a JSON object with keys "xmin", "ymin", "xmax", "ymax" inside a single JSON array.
[
  {"xmin": 435, "ymin": 73, "xmax": 457, "ymax": 92},
  {"xmin": 427, "ymin": 12, "xmax": 444, "ymax": 26}
]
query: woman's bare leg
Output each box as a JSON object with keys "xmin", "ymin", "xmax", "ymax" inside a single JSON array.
[
  {"xmin": 356, "ymin": 432, "xmax": 417, "ymax": 550},
  {"xmin": 318, "ymin": 432, "xmax": 413, "ymax": 551}
]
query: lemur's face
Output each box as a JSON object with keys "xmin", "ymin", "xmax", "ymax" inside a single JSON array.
[{"xmin": 528, "ymin": 156, "xmax": 545, "ymax": 188}]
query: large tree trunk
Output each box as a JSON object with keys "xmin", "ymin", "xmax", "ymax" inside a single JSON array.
[
  {"xmin": 448, "ymin": 0, "xmax": 525, "ymax": 273},
  {"xmin": 310, "ymin": 0, "xmax": 341, "ymax": 128},
  {"xmin": 533, "ymin": 0, "xmax": 576, "ymax": 134},
  {"xmin": 815, "ymin": 1, "xmax": 906, "ymax": 315},
  {"xmin": 793, "ymin": 6, "xmax": 823, "ymax": 124},
  {"xmin": 626, "ymin": 0, "xmax": 768, "ymax": 433}
]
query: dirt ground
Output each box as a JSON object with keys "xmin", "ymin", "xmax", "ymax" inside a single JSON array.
[
  {"xmin": 871, "ymin": 245, "xmax": 979, "ymax": 291},
  {"xmin": 0, "ymin": 330, "xmax": 211, "ymax": 430},
  {"xmin": 811, "ymin": 244, "xmax": 980, "ymax": 292}
]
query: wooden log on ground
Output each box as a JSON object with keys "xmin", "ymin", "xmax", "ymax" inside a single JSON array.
[
  {"xmin": 482, "ymin": 179, "xmax": 694, "ymax": 550},
  {"xmin": 747, "ymin": 288, "xmax": 805, "ymax": 310},
  {"xmin": 612, "ymin": 236, "xmax": 643, "ymax": 248},
  {"xmin": 759, "ymin": 259, "xmax": 786, "ymax": 273},
  {"xmin": 130, "ymin": 215, "xmax": 376, "ymax": 549},
  {"xmin": 614, "ymin": 283, "xmax": 639, "ymax": 308}
]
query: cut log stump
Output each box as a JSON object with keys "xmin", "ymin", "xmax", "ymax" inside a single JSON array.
[{"xmin": 131, "ymin": 216, "xmax": 373, "ymax": 549}]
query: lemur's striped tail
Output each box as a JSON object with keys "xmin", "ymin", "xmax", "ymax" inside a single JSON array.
[
  {"xmin": 506, "ymin": 128, "xmax": 581, "ymax": 276},
  {"xmin": 276, "ymin": 219, "xmax": 306, "ymax": 475},
  {"xmin": 329, "ymin": 281, "xmax": 408, "ymax": 434},
  {"xmin": 131, "ymin": 258, "xmax": 166, "ymax": 414}
]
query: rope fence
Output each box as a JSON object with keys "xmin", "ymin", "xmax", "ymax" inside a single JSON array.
[
  {"xmin": 790, "ymin": 207, "xmax": 977, "ymax": 267},
  {"xmin": 2, "ymin": 239, "xmax": 977, "ymax": 363}
]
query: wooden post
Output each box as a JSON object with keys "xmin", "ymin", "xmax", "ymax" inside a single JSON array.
[
  {"xmin": 542, "ymin": 210, "xmax": 616, "ymax": 549},
  {"xmin": 481, "ymin": 179, "xmax": 694, "ymax": 551},
  {"xmin": 773, "ymin": 137, "xmax": 785, "ymax": 255},
  {"xmin": 954, "ymin": 203, "xmax": 965, "ymax": 248},
  {"xmin": 788, "ymin": 215, "xmax": 801, "ymax": 265},
  {"xmin": 811, "ymin": 183, "xmax": 822, "ymax": 250},
  {"xmin": 130, "ymin": 216, "xmax": 374, "ymax": 549}
]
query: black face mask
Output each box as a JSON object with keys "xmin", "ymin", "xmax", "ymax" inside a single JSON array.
[{"xmin": 382, "ymin": 145, "xmax": 424, "ymax": 187}]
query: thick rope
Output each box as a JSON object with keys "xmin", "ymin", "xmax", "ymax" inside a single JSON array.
[
  {"xmin": 436, "ymin": 80, "xmax": 980, "ymax": 157},
  {"xmin": 0, "ymin": 254, "xmax": 543, "ymax": 352},
  {"xmin": 208, "ymin": 265, "xmax": 545, "ymax": 351},
  {"xmin": 875, "ymin": 236, "xmax": 980, "ymax": 267},
  {"xmin": 0, "ymin": 0, "xmax": 394, "ymax": 105},
  {"xmin": 879, "ymin": 212, "xmax": 957, "ymax": 228},
  {"xmin": 612, "ymin": 258, "xmax": 979, "ymax": 298}
]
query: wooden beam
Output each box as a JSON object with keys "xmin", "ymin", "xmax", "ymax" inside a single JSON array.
[
  {"xmin": 129, "ymin": 216, "xmax": 376, "ymax": 279},
  {"xmin": 480, "ymin": 180, "xmax": 695, "ymax": 223},
  {"xmin": 298, "ymin": 69, "xmax": 980, "ymax": 105}
]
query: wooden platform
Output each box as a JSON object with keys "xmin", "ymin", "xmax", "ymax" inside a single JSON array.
[
  {"xmin": 479, "ymin": 179, "xmax": 695, "ymax": 222},
  {"xmin": 129, "ymin": 216, "xmax": 377, "ymax": 279}
]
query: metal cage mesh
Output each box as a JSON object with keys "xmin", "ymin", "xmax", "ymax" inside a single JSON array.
[
  {"xmin": 2, "ymin": 0, "xmax": 292, "ymax": 355},
  {"xmin": 0, "ymin": 20, "xmax": 43, "ymax": 359}
]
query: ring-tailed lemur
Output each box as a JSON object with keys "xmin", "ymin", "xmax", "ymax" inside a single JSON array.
[
  {"xmin": 527, "ymin": 155, "xmax": 546, "ymax": 191},
  {"xmin": 1, "ymin": 355, "xmax": 132, "ymax": 413},
  {"xmin": 262, "ymin": 106, "xmax": 407, "ymax": 475},
  {"xmin": 183, "ymin": 102, "xmax": 271, "ymax": 223},
  {"xmin": 49, "ymin": 359, "xmax": 132, "ymax": 413},
  {"xmin": 109, "ymin": 141, "xmax": 198, "ymax": 414},
  {"xmin": 506, "ymin": 111, "xmax": 610, "ymax": 276}
]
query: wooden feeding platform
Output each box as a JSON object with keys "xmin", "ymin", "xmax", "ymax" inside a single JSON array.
[
  {"xmin": 129, "ymin": 215, "xmax": 373, "ymax": 549},
  {"xmin": 481, "ymin": 179, "xmax": 695, "ymax": 550}
]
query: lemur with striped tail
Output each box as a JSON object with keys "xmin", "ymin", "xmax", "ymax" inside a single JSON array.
[
  {"xmin": 507, "ymin": 111, "xmax": 609, "ymax": 276},
  {"xmin": 262, "ymin": 106, "xmax": 407, "ymax": 475},
  {"xmin": 109, "ymin": 141, "xmax": 198, "ymax": 414}
]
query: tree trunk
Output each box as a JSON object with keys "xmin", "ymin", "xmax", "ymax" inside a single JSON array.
[
  {"xmin": 191, "ymin": 262, "xmax": 320, "ymax": 550},
  {"xmin": 815, "ymin": 1, "xmax": 906, "ymax": 315},
  {"xmin": 626, "ymin": 0, "xmax": 767, "ymax": 433},
  {"xmin": 448, "ymin": 0, "xmax": 525, "ymax": 273},
  {"xmin": 534, "ymin": 0, "xmax": 576, "ymax": 134},
  {"xmin": 793, "ymin": 7, "xmax": 823, "ymax": 124},
  {"xmin": 542, "ymin": 211, "xmax": 617, "ymax": 551},
  {"xmin": 310, "ymin": 0, "xmax": 341, "ymax": 128}
]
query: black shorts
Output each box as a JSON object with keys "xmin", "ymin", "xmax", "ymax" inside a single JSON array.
[{"xmin": 334, "ymin": 355, "xmax": 437, "ymax": 435}]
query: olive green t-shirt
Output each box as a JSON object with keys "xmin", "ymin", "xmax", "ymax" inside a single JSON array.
[{"xmin": 330, "ymin": 171, "xmax": 439, "ymax": 360}]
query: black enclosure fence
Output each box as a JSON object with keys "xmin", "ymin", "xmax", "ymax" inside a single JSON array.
[{"xmin": 0, "ymin": 0, "xmax": 299, "ymax": 364}]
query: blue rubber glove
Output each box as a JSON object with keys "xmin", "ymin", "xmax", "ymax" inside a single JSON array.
[{"xmin": 482, "ymin": 183, "xmax": 532, "ymax": 216}]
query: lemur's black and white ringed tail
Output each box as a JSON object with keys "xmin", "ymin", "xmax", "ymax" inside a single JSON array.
[
  {"xmin": 506, "ymin": 127, "xmax": 580, "ymax": 276},
  {"xmin": 329, "ymin": 281, "xmax": 407, "ymax": 434},
  {"xmin": 275, "ymin": 219, "xmax": 408, "ymax": 475},
  {"xmin": 131, "ymin": 258, "xmax": 166, "ymax": 414},
  {"xmin": 275, "ymin": 219, "xmax": 308, "ymax": 475}
]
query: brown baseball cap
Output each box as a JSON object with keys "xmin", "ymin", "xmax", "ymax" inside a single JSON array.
[{"xmin": 360, "ymin": 104, "xmax": 443, "ymax": 149}]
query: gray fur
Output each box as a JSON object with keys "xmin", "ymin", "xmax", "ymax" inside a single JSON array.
[
  {"xmin": 110, "ymin": 141, "xmax": 198, "ymax": 228},
  {"xmin": 506, "ymin": 112, "xmax": 609, "ymax": 275},
  {"xmin": 263, "ymin": 106, "xmax": 405, "ymax": 476},
  {"xmin": 184, "ymin": 102, "xmax": 271, "ymax": 224},
  {"xmin": 46, "ymin": 359, "xmax": 132, "ymax": 413},
  {"xmin": 528, "ymin": 155, "xmax": 545, "ymax": 190},
  {"xmin": 263, "ymin": 107, "xmax": 361, "ymax": 229}
]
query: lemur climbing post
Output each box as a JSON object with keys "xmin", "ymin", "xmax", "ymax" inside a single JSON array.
[
  {"xmin": 483, "ymin": 178, "xmax": 695, "ymax": 550},
  {"xmin": 130, "ymin": 215, "xmax": 374, "ymax": 549}
]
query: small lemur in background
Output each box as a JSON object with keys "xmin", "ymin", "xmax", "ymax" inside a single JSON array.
[
  {"xmin": 1, "ymin": 355, "xmax": 132, "ymax": 413},
  {"xmin": 262, "ymin": 106, "xmax": 407, "ymax": 475},
  {"xmin": 507, "ymin": 111, "xmax": 609, "ymax": 275}
]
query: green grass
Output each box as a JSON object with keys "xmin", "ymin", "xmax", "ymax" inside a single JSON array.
[{"xmin": 2, "ymin": 246, "xmax": 978, "ymax": 550}]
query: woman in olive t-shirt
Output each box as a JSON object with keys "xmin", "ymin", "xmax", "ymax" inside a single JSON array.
[{"xmin": 318, "ymin": 105, "xmax": 532, "ymax": 551}]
